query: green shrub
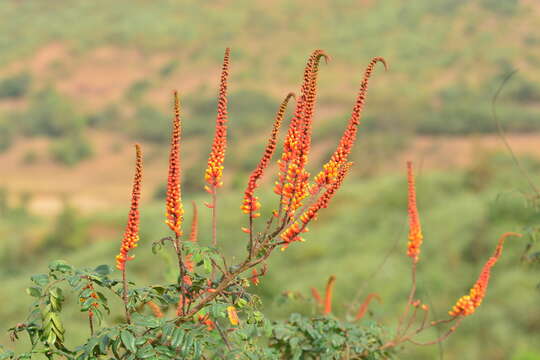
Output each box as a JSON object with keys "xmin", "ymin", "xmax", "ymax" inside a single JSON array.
[
  {"xmin": 23, "ymin": 87, "xmax": 86, "ymax": 137},
  {"xmin": 87, "ymin": 104, "xmax": 122, "ymax": 128},
  {"xmin": 44, "ymin": 203, "xmax": 89, "ymax": 251},
  {"xmin": 132, "ymin": 105, "xmax": 170, "ymax": 142},
  {"xmin": 0, "ymin": 72, "xmax": 31, "ymax": 99},
  {"xmin": 49, "ymin": 134, "xmax": 93, "ymax": 166},
  {"xmin": 125, "ymin": 80, "xmax": 152, "ymax": 101},
  {"xmin": 0, "ymin": 117, "xmax": 14, "ymax": 152}
]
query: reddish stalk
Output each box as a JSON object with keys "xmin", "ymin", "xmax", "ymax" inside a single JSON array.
[{"xmin": 324, "ymin": 275, "xmax": 336, "ymax": 315}]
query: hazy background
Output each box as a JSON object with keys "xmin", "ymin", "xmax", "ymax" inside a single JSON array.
[{"xmin": 1, "ymin": 1, "xmax": 540, "ymax": 359}]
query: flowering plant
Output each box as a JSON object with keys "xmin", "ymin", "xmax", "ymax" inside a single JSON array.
[{"xmin": 2, "ymin": 49, "xmax": 518, "ymax": 360}]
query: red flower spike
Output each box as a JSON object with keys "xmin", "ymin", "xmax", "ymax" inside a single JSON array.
[
  {"xmin": 406, "ymin": 161, "xmax": 423, "ymax": 263},
  {"xmin": 449, "ymin": 232, "xmax": 522, "ymax": 317},
  {"xmin": 241, "ymin": 92, "xmax": 295, "ymax": 218},
  {"xmin": 324, "ymin": 275, "xmax": 336, "ymax": 315},
  {"xmin": 115, "ymin": 144, "xmax": 143, "ymax": 271},
  {"xmin": 205, "ymin": 48, "xmax": 230, "ymax": 190},
  {"xmin": 314, "ymin": 57, "xmax": 387, "ymax": 190},
  {"xmin": 165, "ymin": 91, "xmax": 184, "ymax": 237}
]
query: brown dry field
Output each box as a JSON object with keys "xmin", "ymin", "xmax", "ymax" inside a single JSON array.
[{"xmin": 2, "ymin": 131, "xmax": 540, "ymax": 216}]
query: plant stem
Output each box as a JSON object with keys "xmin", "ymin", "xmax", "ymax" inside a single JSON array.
[
  {"xmin": 121, "ymin": 268, "xmax": 131, "ymax": 324},
  {"xmin": 212, "ymin": 190, "xmax": 217, "ymax": 247},
  {"xmin": 88, "ymin": 313, "xmax": 94, "ymax": 336},
  {"xmin": 174, "ymin": 233, "xmax": 187, "ymax": 315},
  {"xmin": 248, "ymin": 212, "xmax": 254, "ymax": 259}
]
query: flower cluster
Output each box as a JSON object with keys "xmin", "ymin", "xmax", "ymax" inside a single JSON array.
[
  {"xmin": 449, "ymin": 232, "xmax": 521, "ymax": 317},
  {"xmin": 314, "ymin": 57, "xmax": 387, "ymax": 190},
  {"xmin": 406, "ymin": 161, "xmax": 423, "ymax": 263},
  {"xmin": 241, "ymin": 93, "xmax": 295, "ymax": 219},
  {"xmin": 280, "ymin": 162, "xmax": 352, "ymax": 246},
  {"xmin": 204, "ymin": 48, "xmax": 230, "ymax": 192},
  {"xmin": 165, "ymin": 91, "xmax": 184, "ymax": 237},
  {"xmin": 115, "ymin": 144, "xmax": 143, "ymax": 271}
]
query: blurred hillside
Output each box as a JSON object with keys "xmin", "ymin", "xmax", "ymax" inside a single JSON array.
[
  {"xmin": 0, "ymin": 0, "xmax": 540, "ymax": 211},
  {"xmin": 1, "ymin": 1, "xmax": 540, "ymax": 359}
]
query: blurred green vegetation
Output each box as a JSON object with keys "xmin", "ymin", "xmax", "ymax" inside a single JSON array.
[
  {"xmin": 1, "ymin": 153, "xmax": 540, "ymax": 359},
  {"xmin": 0, "ymin": 72, "xmax": 31, "ymax": 99}
]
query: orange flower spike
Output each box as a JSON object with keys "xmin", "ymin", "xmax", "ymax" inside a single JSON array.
[
  {"xmin": 354, "ymin": 293, "xmax": 382, "ymax": 321},
  {"xmin": 323, "ymin": 275, "xmax": 336, "ymax": 315},
  {"xmin": 298, "ymin": 50, "xmax": 330, "ymax": 169},
  {"xmin": 146, "ymin": 301, "xmax": 164, "ymax": 318},
  {"xmin": 449, "ymin": 232, "xmax": 522, "ymax": 317},
  {"xmin": 406, "ymin": 161, "xmax": 423, "ymax": 263},
  {"xmin": 241, "ymin": 93, "xmax": 295, "ymax": 218},
  {"xmin": 165, "ymin": 91, "xmax": 184, "ymax": 237},
  {"xmin": 205, "ymin": 48, "xmax": 231, "ymax": 192},
  {"xmin": 275, "ymin": 50, "xmax": 327, "ymax": 214},
  {"xmin": 314, "ymin": 57, "xmax": 387, "ymax": 189},
  {"xmin": 289, "ymin": 51, "xmax": 329, "ymax": 215},
  {"xmin": 281, "ymin": 162, "xmax": 352, "ymax": 245},
  {"xmin": 115, "ymin": 144, "xmax": 143, "ymax": 271}
]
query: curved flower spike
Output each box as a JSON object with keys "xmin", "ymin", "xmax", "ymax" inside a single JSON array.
[
  {"xmin": 449, "ymin": 232, "xmax": 522, "ymax": 317},
  {"xmin": 324, "ymin": 275, "xmax": 336, "ymax": 315},
  {"xmin": 314, "ymin": 57, "xmax": 387, "ymax": 189}
]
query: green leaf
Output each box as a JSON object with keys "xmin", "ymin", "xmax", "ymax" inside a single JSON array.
[
  {"xmin": 67, "ymin": 275, "xmax": 82, "ymax": 287},
  {"xmin": 99, "ymin": 334, "xmax": 110, "ymax": 354},
  {"xmin": 180, "ymin": 332, "xmax": 193, "ymax": 355},
  {"xmin": 94, "ymin": 264, "xmax": 112, "ymax": 276},
  {"xmin": 136, "ymin": 344, "xmax": 155, "ymax": 359},
  {"xmin": 49, "ymin": 260, "xmax": 72, "ymax": 273},
  {"xmin": 49, "ymin": 287, "xmax": 63, "ymax": 299},
  {"xmin": 132, "ymin": 314, "xmax": 161, "ymax": 328},
  {"xmin": 120, "ymin": 330, "xmax": 136, "ymax": 353},
  {"xmin": 26, "ymin": 286, "xmax": 42, "ymax": 298},
  {"xmin": 31, "ymin": 274, "xmax": 49, "ymax": 287},
  {"xmin": 171, "ymin": 327, "xmax": 184, "ymax": 349}
]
